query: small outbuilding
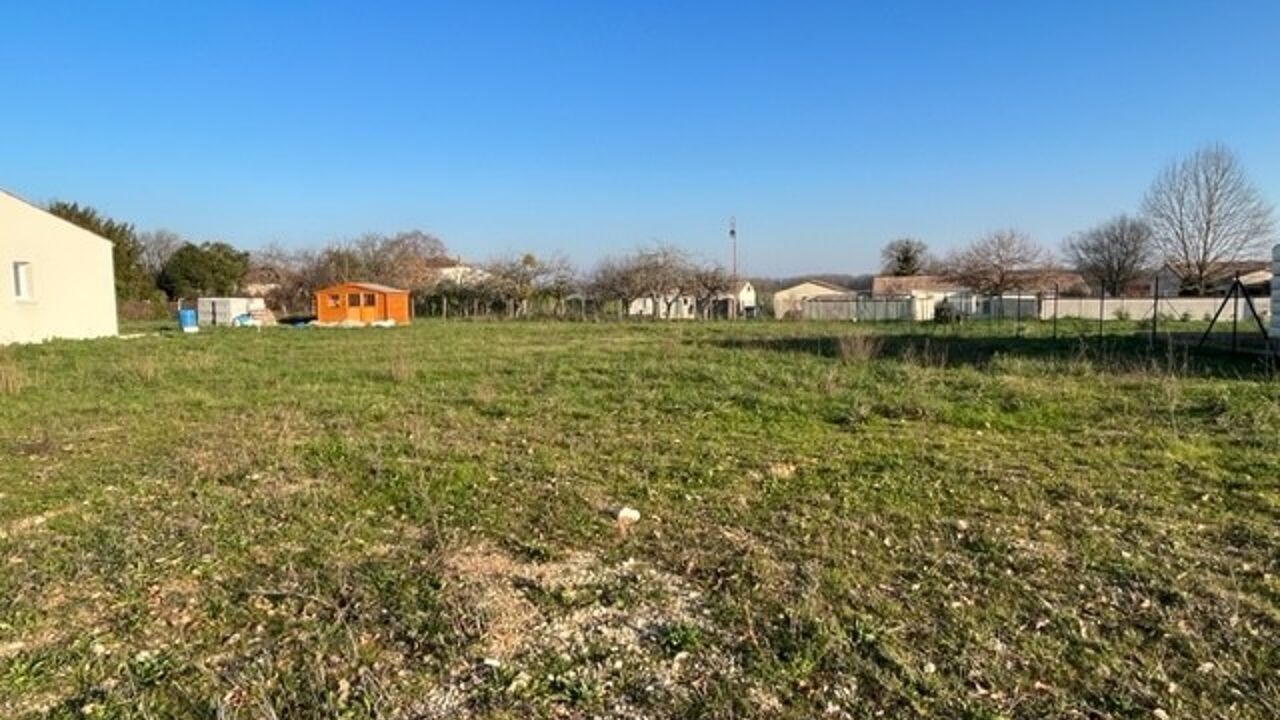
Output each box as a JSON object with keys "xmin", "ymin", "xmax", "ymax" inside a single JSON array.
[
  {"xmin": 772, "ymin": 280, "xmax": 850, "ymax": 319},
  {"xmin": 314, "ymin": 282, "xmax": 411, "ymax": 325}
]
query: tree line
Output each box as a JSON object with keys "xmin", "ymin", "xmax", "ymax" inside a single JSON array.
[
  {"xmin": 45, "ymin": 202, "xmax": 251, "ymax": 319},
  {"xmin": 259, "ymin": 241, "xmax": 737, "ymax": 320},
  {"xmin": 878, "ymin": 144, "xmax": 1276, "ymax": 296},
  {"xmin": 41, "ymin": 197, "xmax": 740, "ymax": 320},
  {"xmin": 46, "ymin": 143, "xmax": 1274, "ymax": 321}
]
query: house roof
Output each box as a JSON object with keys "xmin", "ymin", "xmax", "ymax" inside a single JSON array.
[
  {"xmin": 873, "ymin": 271, "xmax": 1089, "ymax": 296},
  {"xmin": 421, "ymin": 255, "xmax": 464, "ymax": 269},
  {"xmin": 0, "ymin": 189, "xmax": 114, "ymax": 247},
  {"xmin": 870, "ymin": 275, "xmax": 962, "ymax": 295},
  {"xmin": 729, "ymin": 279, "xmax": 753, "ymax": 294},
  {"xmin": 1026, "ymin": 271, "xmax": 1089, "ymax": 293},
  {"xmin": 777, "ymin": 279, "xmax": 848, "ymax": 294}
]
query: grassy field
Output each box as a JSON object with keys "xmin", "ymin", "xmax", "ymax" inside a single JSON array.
[{"xmin": 1, "ymin": 320, "xmax": 1277, "ymax": 719}]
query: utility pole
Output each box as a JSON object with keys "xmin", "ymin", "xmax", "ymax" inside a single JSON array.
[
  {"xmin": 728, "ymin": 217, "xmax": 739, "ymax": 319},
  {"xmin": 728, "ymin": 216, "xmax": 738, "ymax": 280}
]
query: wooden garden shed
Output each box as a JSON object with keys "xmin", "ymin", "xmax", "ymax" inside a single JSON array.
[{"xmin": 314, "ymin": 282, "xmax": 411, "ymax": 325}]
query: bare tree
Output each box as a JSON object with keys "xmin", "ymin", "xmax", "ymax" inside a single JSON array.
[
  {"xmin": 137, "ymin": 229, "xmax": 184, "ymax": 278},
  {"xmin": 538, "ymin": 253, "xmax": 579, "ymax": 317},
  {"xmin": 248, "ymin": 244, "xmax": 317, "ymax": 314},
  {"xmin": 353, "ymin": 230, "xmax": 450, "ymax": 292},
  {"xmin": 1142, "ymin": 145, "xmax": 1275, "ymax": 294},
  {"xmin": 944, "ymin": 229, "xmax": 1048, "ymax": 295},
  {"xmin": 691, "ymin": 263, "xmax": 733, "ymax": 318},
  {"xmin": 588, "ymin": 255, "xmax": 639, "ymax": 318},
  {"xmin": 485, "ymin": 253, "xmax": 548, "ymax": 316},
  {"xmin": 627, "ymin": 245, "xmax": 694, "ymax": 319},
  {"xmin": 880, "ymin": 237, "xmax": 930, "ymax": 276},
  {"xmin": 1062, "ymin": 216, "xmax": 1154, "ymax": 296}
]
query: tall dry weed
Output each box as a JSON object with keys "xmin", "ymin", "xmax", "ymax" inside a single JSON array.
[
  {"xmin": 0, "ymin": 362, "xmax": 26, "ymax": 395},
  {"xmin": 836, "ymin": 334, "xmax": 882, "ymax": 363}
]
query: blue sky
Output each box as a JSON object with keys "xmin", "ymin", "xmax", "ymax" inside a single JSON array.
[{"xmin": 3, "ymin": 1, "xmax": 1278, "ymax": 276}]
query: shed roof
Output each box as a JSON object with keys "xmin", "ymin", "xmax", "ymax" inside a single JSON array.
[
  {"xmin": 776, "ymin": 279, "xmax": 848, "ymax": 294},
  {"xmin": 318, "ymin": 282, "xmax": 409, "ymax": 294}
]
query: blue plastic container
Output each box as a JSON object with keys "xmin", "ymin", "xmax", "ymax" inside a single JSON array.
[{"xmin": 178, "ymin": 308, "xmax": 198, "ymax": 332}]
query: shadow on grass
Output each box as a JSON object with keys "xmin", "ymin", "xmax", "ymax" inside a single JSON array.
[{"xmin": 717, "ymin": 329, "xmax": 1279, "ymax": 379}]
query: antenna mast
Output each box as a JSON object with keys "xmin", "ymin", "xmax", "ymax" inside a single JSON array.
[{"xmin": 729, "ymin": 216, "xmax": 738, "ymax": 280}]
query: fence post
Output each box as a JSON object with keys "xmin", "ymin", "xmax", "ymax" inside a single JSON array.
[
  {"xmin": 1232, "ymin": 271, "xmax": 1240, "ymax": 352},
  {"xmin": 1098, "ymin": 291, "xmax": 1105, "ymax": 338},
  {"xmin": 1053, "ymin": 284, "xmax": 1059, "ymax": 339},
  {"xmin": 1151, "ymin": 277, "xmax": 1158, "ymax": 344}
]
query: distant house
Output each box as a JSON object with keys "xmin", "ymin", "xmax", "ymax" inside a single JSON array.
[
  {"xmin": 871, "ymin": 272, "xmax": 1088, "ymax": 297},
  {"xmin": 426, "ymin": 257, "xmax": 490, "ymax": 286},
  {"xmin": 242, "ymin": 266, "xmax": 283, "ymax": 298},
  {"xmin": 1, "ymin": 190, "xmax": 117, "ymax": 344},
  {"xmin": 629, "ymin": 294, "xmax": 697, "ymax": 319},
  {"xmin": 314, "ymin": 282, "xmax": 411, "ymax": 325},
  {"xmin": 713, "ymin": 280, "xmax": 758, "ymax": 318},
  {"xmin": 1127, "ymin": 262, "xmax": 1271, "ymax": 298},
  {"xmin": 772, "ymin": 280, "xmax": 850, "ymax": 319},
  {"xmin": 1027, "ymin": 271, "xmax": 1090, "ymax": 296},
  {"xmin": 870, "ymin": 274, "xmax": 965, "ymax": 297}
]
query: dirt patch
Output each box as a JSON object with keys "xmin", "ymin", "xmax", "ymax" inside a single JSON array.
[
  {"xmin": 421, "ymin": 543, "xmax": 735, "ymax": 718},
  {"xmin": 0, "ymin": 506, "xmax": 73, "ymax": 540}
]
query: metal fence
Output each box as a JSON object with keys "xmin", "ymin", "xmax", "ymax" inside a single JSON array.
[{"xmin": 800, "ymin": 284, "xmax": 1275, "ymax": 352}]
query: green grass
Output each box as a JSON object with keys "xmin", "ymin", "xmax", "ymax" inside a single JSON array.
[{"xmin": 1, "ymin": 320, "xmax": 1277, "ymax": 718}]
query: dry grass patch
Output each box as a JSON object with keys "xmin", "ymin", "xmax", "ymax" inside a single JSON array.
[
  {"xmin": 423, "ymin": 542, "xmax": 735, "ymax": 718},
  {"xmin": 0, "ymin": 361, "xmax": 27, "ymax": 395}
]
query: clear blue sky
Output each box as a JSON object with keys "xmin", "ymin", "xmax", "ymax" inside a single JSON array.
[{"xmin": 3, "ymin": 1, "xmax": 1278, "ymax": 276}]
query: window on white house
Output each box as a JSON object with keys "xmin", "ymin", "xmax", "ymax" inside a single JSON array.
[{"xmin": 12, "ymin": 262, "xmax": 32, "ymax": 300}]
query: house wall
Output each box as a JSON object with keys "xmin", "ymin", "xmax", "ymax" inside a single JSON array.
[
  {"xmin": 385, "ymin": 292, "xmax": 411, "ymax": 324},
  {"xmin": 628, "ymin": 295, "xmax": 696, "ymax": 319},
  {"xmin": 0, "ymin": 192, "xmax": 118, "ymax": 345}
]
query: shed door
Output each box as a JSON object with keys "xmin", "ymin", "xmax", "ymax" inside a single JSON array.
[
  {"xmin": 360, "ymin": 292, "xmax": 379, "ymax": 322},
  {"xmin": 346, "ymin": 292, "xmax": 363, "ymax": 321}
]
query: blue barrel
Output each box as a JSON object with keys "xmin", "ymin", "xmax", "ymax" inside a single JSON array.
[{"xmin": 178, "ymin": 308, "xmax": 198, "ymax": 332}]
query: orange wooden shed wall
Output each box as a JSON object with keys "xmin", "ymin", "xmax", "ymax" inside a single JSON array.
[{"xmin": 313, "ymin": 283, "xmax": 411, "ymax": 324}]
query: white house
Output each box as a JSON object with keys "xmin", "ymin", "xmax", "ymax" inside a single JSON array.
[
  {"xmin": 1, "ymin": 190, "xmax": 117, "ymax": 344},
  {"xmin": 717, "ymin": 280, "xmax": 757, "ymax": 318},
  {"xmin": 628, "ymin": 294, "xmax": 697, "ymax": 319},
  {"xmin": 772, "ymin": 280, "xmax": 850, "ymax": 319},
  {"xmin": 435, "ymin": 262, "xmax": 490, "ymax": 285}
]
